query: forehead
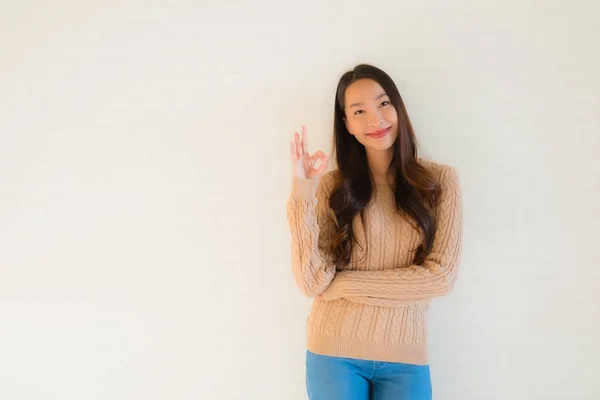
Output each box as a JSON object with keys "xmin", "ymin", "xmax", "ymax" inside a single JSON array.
[{"xmin": 344, "ymin": 79, "xmax": 388, "ymax": 106}]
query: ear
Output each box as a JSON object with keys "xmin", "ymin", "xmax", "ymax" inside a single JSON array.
[{"xmin": 343, "ymin": 117, "xmax": 354, "ymax": 136}]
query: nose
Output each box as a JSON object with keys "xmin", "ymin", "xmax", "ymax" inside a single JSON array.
[{"xmin": 368, "ymin": 112, "xmax": 384, "ymax": 128}]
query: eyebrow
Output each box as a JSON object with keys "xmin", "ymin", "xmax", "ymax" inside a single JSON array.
[{"xmin": 348, "ymin": 93, "xmax": 389, "ymax": 108}]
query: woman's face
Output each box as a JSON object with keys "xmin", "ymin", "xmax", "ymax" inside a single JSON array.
[{"xmin": 343, "ymin": 78, "xmax": 399, "ymax": 153}]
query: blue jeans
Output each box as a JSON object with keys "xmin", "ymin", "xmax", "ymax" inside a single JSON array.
[{"xmin": 305, "ymin": 350, "xmax": 432, "ymax": 400}]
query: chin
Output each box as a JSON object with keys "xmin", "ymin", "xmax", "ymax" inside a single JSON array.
[{"xmin": 365, "ymin": 140, "xmax": 395, "ymax": 152}]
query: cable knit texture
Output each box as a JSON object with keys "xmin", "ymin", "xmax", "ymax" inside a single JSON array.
[{"xmin": 286, "ymin": 158, "xmax": 462, "ymax": 365}]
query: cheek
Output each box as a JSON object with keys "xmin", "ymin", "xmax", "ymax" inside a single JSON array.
[
  {"xmin": 384, "ymin": 107, "xmax": 399, "ymax": 124},
  {"xmin": 347, "ymin": 117, "xmax": 364, "ymax": 134}
]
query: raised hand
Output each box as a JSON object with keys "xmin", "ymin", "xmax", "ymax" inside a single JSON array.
[{"xmin": 289, "ymin": 126, "xmax": 329, "ymax": 180}]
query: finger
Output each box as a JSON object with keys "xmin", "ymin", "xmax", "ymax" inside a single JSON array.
[
  {"xmin": 301, "ymin": 126, "xmax": 308, "ymax": 155},
  {"xmin": 290, "ymin": 142, "xmax": 297, "ymax": 160},
  {"xmin": 312, "ymin": 153, "xmax": 329, "ymax": 174},
  {"xmin": 292, "ymin": 133, "xmax": 298, "ymax": 158},
  {"xmin": 311, "ymin": 153, "xmax": 328, "ymax": 172},
  {"xmin": 295, "ymin": 132, "xmax": 302, "ymax": 157},
  {"xmin": 314, "ymin": 158, "xmax": 328, "ymax": 175},
  {"xmin": 312, "ymin": 150, "xmax": 327, "ymax": 161}
]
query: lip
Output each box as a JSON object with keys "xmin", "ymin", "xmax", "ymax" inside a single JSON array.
[{"xmin": 366, "ymin": 126, "xmax": 391, "ymax": 138}]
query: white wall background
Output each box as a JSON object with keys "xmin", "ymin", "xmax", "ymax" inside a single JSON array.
[{"xmin": 1, "ymin": 1, "xmax": 599, "ymax": 399}]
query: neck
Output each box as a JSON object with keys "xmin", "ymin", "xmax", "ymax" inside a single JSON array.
[{"xmin": 366, "ymin": 149, "xmax": 393, "ymax": 185}]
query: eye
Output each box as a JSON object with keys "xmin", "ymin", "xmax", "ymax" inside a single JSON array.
[{"xmin": 352, "ymin": 101, "xmax": 390, "ymax": 115}]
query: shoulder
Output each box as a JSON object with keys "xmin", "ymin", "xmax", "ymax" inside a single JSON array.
[{"xmin": 417, "ymin": 157, "xmax": 459, "ymax": 186}]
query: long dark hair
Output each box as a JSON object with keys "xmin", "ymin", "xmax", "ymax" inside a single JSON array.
[{"xmin": 328, "ymin": 64, "xmax": 441, "ymax": 268}]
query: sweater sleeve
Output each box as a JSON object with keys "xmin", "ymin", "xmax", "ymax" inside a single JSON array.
[
  {"xmin": 320, "ymin": 165, "xmax": 462, "ymax": 303},
  {"xmin": 286, "ymin": 173, "xmax": 338, "ymax": 297}
]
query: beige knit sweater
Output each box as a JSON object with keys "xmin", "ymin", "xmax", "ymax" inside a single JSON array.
[{"xmin": 286, "ymin": 159, "xmax": 462, "ymax": 365}]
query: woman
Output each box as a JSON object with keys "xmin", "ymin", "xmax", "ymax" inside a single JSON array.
[{"xmin": 286, "ymin": 64, "xmax": 463, "ymax": 400}]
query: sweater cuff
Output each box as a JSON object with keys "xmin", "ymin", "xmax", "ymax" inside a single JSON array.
[
  {"xmin": 291, "ymin": 176, "xmax": 320, "ymax": 202},
  {"xmin": 320, "ymin": 272, "xmax": 348, "ymax": 301}
]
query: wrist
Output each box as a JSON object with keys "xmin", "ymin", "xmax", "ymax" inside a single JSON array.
[{"xmin": 291, "ymin": 176, "xmax": 319, "ymax": 201}]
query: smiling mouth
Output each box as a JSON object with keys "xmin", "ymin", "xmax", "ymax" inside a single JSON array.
[{"xmin": 366, "ymin": 127, "xmax": 391, "ymax": 138}]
